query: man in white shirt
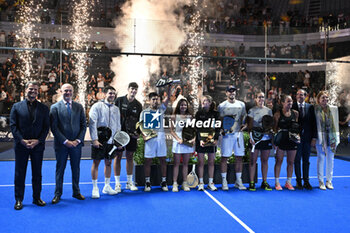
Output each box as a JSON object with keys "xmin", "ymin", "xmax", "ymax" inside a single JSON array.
[
  {"xmin": 218, "ymin": 85, "xmax": 247, "ymax": 190},
  {"xmin": 37, "ymin": 53, "xmax": 46, "ymax": 78}
]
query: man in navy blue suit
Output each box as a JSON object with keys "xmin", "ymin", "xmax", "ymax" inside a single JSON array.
[
  {"xmin": 50, "ymin": 83, "xmax": 86, "ymax": 204},
  {"xmin": 10, "ymin": 82, "xmax": 50, "ymax": 210},
  {"xmin": 293, "ymin": 89, "xmax": 317, "ymax": 190}
]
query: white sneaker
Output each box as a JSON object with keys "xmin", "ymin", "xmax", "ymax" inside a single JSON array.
[
  {"xmin": 161, "ymin": 181, "xmax": 169, "ymax": 192},
  {"xmin": 234, "ymin": 182, "xmax": 247, "ymax": 190},
  {"xmin": 115, "ymin": 183, "xmax": 122, "ymax": 193},
  {"xmin": 144, "ymin": 182, "xmax": 151, "ymax": 192},
  {"xmin": 103, "ymin": 185, "xmax": 118, "ymax": 195},
  {"xmin": 319, "ymin": 181, "xmax": 326, "ymax": 190},
  {"xmin": 126, "ymin": 182, "xmax": 138, "ymax": 191},
  {"xmin": 92, "ymin": 187, "xmax": 100, "ymax": 199},
  {"xmin": 207, "ymin": 182, "xmax": 218, "ymax": 191},
  {"xmin": 172, "ymin": 183, "xmax": 179, "ymax": 192},
  {"xmin": 197, "ymin": 183, "xmax": 204, "ymax": 191},
  {"xmin": 222, "ymin": 180, "xmax": 229, "ymax": 191},
  {"xmin": 326, "ymin": 181, "xmax": 334, "ymax": 190},
  {"xmin": 182, "ymin": 182, "xmax": 190, "ymax": 192}
]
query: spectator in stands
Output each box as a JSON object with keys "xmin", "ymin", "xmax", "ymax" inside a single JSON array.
[
  {"xmin": 215, "ymin": 60, "xmax": 223, "ymax": 83},
  {"xmin": 0, "ymin": 30, "xmax": 6, "ymax": 54},
  {"xmin": 37, "ymin": 53, "xmax": 46, "ymax": 78},
  {"xmin": 97, "ymin": 72, "xmax": 105, "ymax": 89},
  {"xmin": 48, "ymin": 69, "xmax": 57, "ymax": 84},
  {"xmin": 96, "ymin": 88, "xmax": 104, "ymax": 100},
  {"xmin": 239, "ymin": 43, "xmax": 245, "ymax": 55}
]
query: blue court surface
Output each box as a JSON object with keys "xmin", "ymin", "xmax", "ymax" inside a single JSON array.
[{"xmin": 0, "ymin": 156, "xmax": 349, "ymax": 233}]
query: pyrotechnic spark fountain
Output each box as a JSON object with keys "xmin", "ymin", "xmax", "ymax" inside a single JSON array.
[
  {"xmin": 326, "ymin": 56, "xmax": 350, "ymax": 106},
  {"xmin": 184, "ymin": 0, "xmax": 205, "ymax": 111},
  {"xmin": 69, "ymin": 0, "xmax": 97, "ymax": 107},
  {"xmin": 15, "ymin": 0, "xmax": 43, "ymax": 83}
]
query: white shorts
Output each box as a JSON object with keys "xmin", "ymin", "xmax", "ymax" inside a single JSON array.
[
  {"xmin": 144, "ymin": 132, "xmax": 167, "ymax": 158},
  {"xmin": 220, "ymin": 132, "xmax": 245, "ymax": 157},
  {"xmin": 172, "ymin": 141, "xmax": 194, "ymax": 154}
]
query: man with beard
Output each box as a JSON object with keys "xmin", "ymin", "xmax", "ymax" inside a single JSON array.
[
  {"xmin": 218, "ymin": 85, "xmax": 247, "ymax": 190},
  {"xmin": 89, "ymin": 86, "xmax": 120, "ymax": 198},
  {"xmin": 114, "ymin": 82, "xmax": 142, "ymax": 192},
  {"xmin": 50, "ymin": 83, "xmax": 87, "ymax": 204},
  {"xmin": 10, "ymin": 82, "xmax": 50, "ymax": 210}
]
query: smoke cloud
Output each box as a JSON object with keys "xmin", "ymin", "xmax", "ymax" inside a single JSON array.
[{"xmin": 110, "ymin": 0, "xmax": 190, "ymax": 101}]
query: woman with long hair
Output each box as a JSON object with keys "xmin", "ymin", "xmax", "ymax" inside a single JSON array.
[
  {"xmin": 273, "ymin": 95, "xmax": 299, "ymax": 191},
  {"xmin": 170, "ymin": 98, "xmax": 195, "ymax": 192},
  {"xmin": 195, "ymin": 95, "xmax": 220, "ymax": 191},
  {"xmin": 314, "ymin": 91, "xmax": 338, "ymax": 190},
  {"xmin": 247, "ymin": 91, "xmax": 273, "ymax": 191}
]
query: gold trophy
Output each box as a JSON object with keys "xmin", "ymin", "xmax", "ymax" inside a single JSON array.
[{"xmin": 136, "ymin": 121, "xmax": 157, "ymax": 141}]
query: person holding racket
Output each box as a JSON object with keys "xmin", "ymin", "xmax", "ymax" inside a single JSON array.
[
  {"xmin": 247, "ymin": 91, "xmax": 273, "ymax": 191},
  {"xmin": 218, "ymin": 85, "xmax": 247, "ymax": 191},
  {"xmin": 273, "ymin": 95, "xmax": 299, "ymax": 191},
  {"xmin": 89, "ymin": 86, "xmax": 121, "ymax": 198},
  {"xmin": 195, "ymin": 95, "xmax": 220, "ymax": 191},
  {"xmin": 170, "ymin": 98, "xmax": 195, "ymax": 192}
]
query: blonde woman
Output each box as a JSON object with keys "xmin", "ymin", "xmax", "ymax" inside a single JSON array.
[{"xmin": 314, "ymin": 91, "xmax": 338, "ymax": 190}]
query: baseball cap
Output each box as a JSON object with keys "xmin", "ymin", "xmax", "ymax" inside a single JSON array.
[{"xmin": 226, "ymin": 85, "xmax": 236, "ymax": 92}]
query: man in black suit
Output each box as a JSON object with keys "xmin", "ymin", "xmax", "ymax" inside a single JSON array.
[
  {"xmin": 10, "ymin": 82, "xmax": 50, "ymax": 210},
  {"xmin": 50, "ymin": 83, "xmax": 86, "ymax": 204},
  {"xmin": 293, "ymin": 89, "xmax": 317, "ymax": 190}
]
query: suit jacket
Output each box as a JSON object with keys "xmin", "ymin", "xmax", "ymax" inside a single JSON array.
[
  {"xmin": 10, "ymin": 99, "xmax": 50, "ymax": 150},
  {"xmin": 292, "ymin": 102, "xmax": 317, "ymax": 143},
  {"xmin": 50, "ymin": 100, "xmax": 86, "ymax": 149}
]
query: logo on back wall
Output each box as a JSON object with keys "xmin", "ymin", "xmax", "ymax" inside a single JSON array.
[{"xmin": 143, "ymin": 110, "xmax": 162, "ymax": 129}]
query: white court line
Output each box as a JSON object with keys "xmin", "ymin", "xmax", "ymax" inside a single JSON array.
[
  {"xmin": 1, "ymin": 175, "xmax": 350, "ymax": 187},
  {"xmin": 204, "ymin": 190, "xmax": 255, "ymax": 233},
  {"xmin": 0, "ymin": 181, "xmax": 127, "ymax": 187}
]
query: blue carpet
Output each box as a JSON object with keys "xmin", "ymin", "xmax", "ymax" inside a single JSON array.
[{"xmin": 0, "ymin": 157, "xmax": 349, "ymax": 233}]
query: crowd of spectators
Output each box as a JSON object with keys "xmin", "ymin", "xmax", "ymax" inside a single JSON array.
[{"xmin": 1, "ymin": 0, "xmax": 350, "ymax": 35}]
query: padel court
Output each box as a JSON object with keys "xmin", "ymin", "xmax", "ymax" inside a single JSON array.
[{"xmin": 0, "ymin": 156, "xmax": 349, "ymax": 233}]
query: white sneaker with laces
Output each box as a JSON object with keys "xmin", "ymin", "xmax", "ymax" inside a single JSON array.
[
  {"xmin": 326, "ymin": 181, "xmax": 334, "ymax": 190},
  {"xmin": 319, "ymin": 181, "xmax": 326, "ymax": 190},
  {"xmin": 115, "ymin": 183, "xmax": 122, "ymax": 193},
  {"xmin": 92, "ymin": 187, "xmax": 100, "ymax": 199},
  {"xmin": 182, "ymin": 182, "xmax": 190, "ymax": 192},
  {"xmin": 222, "ymin": 179, "xmax": 229, "ymax": 191},
  {"xmin": 207, "ymin": 182, "xmax": 218, "ymax": 191},
  {"xmin": 234, "ymin": 181, "xmax": 247, "ymax": 190},
  {"xmin": 172, "ymin": 183, "xmax": 178, "ymax": 192},
  {"xmin": 161, "ymin": 181, "xmax": 169, "ymax": 192},
  {"xmin": 126, "ymin": 182, "xmax": 138, "ymax": 191},
  {"xmin": 197, "ymin": 183, "xmax": 204, "ymax": 191},
  {"xmin": 103, "ymin": 185, "xmax": 118, "ymax": 195}
]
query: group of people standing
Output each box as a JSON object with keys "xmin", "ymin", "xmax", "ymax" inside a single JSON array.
[{"xmin": 10, "ymin": 81, "xmax": 339, "ymax": 211}]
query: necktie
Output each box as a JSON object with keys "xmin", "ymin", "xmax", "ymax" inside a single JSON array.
[
  {"xmin": 67, "ymin": 102, "xmax": 72, "ymax": 116},
  {"xmin": 299, "ymin": 104, "xmax": 304, "ymax": 119}
]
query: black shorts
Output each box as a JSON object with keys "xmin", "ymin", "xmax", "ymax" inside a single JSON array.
[
  {"xmin": 115, "ymin": 137, "xmax": 138, "ymax": 153},
  {"xmin": 255, "ymin": 140, "xmax": 273, "ymax": 150},
  {"xmin": 91, "ymin": 144, "xmax": 117, "ymax": 160},
  {"xmin": 277, "ymin": 131, "xmax": 298, "ymax": 151},
  {"xmin": 196, "ymin": 144, "xmax": 217, "ymax": 154}
]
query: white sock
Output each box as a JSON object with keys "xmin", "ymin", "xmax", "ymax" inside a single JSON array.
[
  {"xmin": 92, "ymin": 179, "xmax": 98, "ymax": 189},
  {"xmin": 115, "ymin": 176, "xmax": 120, "ymax": 184},
  {"xmin": 236, "ymin": 172, "xmax": 242, "ymax": 183},
  {"xmin": 105, "ymin": 177, "xmax": 110, "ymax": 186},
  {"xmin": 287, "ymin": 177, "xmax": 292, "ymax": 184},
  {"xmin": 209, "ymin": 178, "xmax": 213, "ymax": 184},
  {"xmin": 127, "ymin": 175, "xmax": 133, "ymax": 183},
  {"xmin": 145, "ymin": 177, "xmax": 150, "ymax": 183},
  {"xmin": 221, "ymin": 173, "xmax": 227, "ymax": 181},
  {"xmin": 199, "ymin": 178, "xmax": 204, "ymax": 184},
  {"xmin": 275, "ymin": 178, "xmax": 280, "ymax": 185},
  {"xmin": 162, "ymin": 177, "xmax": 166, "ymax": 182},
  {"xmin": 173, "ymin": 181, "xmax": 178, "ymax": 185}
]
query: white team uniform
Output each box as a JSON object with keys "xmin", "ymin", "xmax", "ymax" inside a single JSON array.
[
  {"xmin": 140, "ymin": 104, "xmax": 167, "ymax": 158},
  {"xmin": 218, "ymin": 100, "xmax": 247, "ymax": 157},
  {"xmin": 172, "ymin": 115, "xmax": 195, "ymax": 154}
]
